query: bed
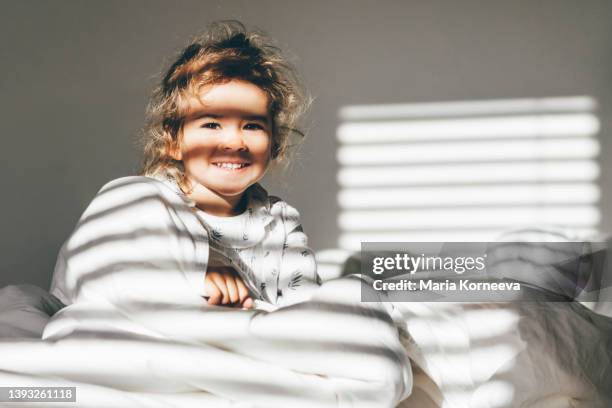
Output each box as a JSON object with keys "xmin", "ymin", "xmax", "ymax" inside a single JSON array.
[{"xmin": 1, "ymin": 237, "xmax": 611, "ymax": 407}]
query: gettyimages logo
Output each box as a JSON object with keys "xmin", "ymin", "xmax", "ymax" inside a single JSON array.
[{"xmin": 371, "ymin": 253, "xmax": 487, "ymax": 275}]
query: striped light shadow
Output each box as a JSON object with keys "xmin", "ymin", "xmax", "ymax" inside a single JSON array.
[
  {"xmin": 340, "ymin": 207, "xmax": 600, "ymax": 230},
  {"xmin": 338, "ymin": 183, "xmax": 600, "ymax": 209},
  {"xmin": 395, "ymin": 302, "xmax": 521, "ymax": 407},
  {"xmin": 337, "ymin": 138, "xmax": 600, "ymax": 166},
  {"xmin": 339, "ymin": 230, "xmax": 598, "ymax": 251},
  {"xmin": 336, "ymin": 96, "xmax": 601, "ymax": 249},
  {"xmin": 339, "ymin": 96, "xmax": 597, "ymax": 120},
  {"xmin": 339, "ymin": 232, "xmax": 503, "ymax": 250},
  {"xmin": 338, "ymin": 161, "xmax": 600, "ymax": 187},
  {"xmin": 337, "ymin": 113, "xmax": 599, "ymax": 144}
]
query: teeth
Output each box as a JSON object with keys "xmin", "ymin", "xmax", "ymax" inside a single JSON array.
[{"xmin": 215, "ymin": 163, "xmax": 247, "ymax": 169}]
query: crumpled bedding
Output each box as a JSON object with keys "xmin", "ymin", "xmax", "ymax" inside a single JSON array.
[
  {"xmin": 3, "ymin": 233, "xmax": 612, "ymax": 408},
  {"xmin": 324, "ymin": 233, "xmax": 612, "ymax": 408},
  {"xmin": 394, "ymin": 300, "xmax": 612, "ymax": 408},
  {"xmin": 0, "ymin": 277, "xmax": 412, "ymax": 408}
]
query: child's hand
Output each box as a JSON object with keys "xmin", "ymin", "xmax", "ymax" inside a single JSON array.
[{"xmin": 204, "ymin": 266, "xmax": 254, "ymax": 309}]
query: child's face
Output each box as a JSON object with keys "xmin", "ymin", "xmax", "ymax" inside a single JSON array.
[{"xmin": 177, "ymin": 80, "xmax": 272, "ymax": 202}]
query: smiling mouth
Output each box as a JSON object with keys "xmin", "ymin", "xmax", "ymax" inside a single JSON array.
[{"xmin": 213, "ymin": 162, "xmax": 251, "ymax": 170}]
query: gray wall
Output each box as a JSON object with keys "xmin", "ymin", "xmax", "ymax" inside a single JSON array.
[{"xmin": 1, "ymin": 0, "xmax": 611, "ymax": 288}]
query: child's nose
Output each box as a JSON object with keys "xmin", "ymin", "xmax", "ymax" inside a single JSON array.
[{"xmin": 220, "ymin": 128, "xmax": 247, "ymax": 151}]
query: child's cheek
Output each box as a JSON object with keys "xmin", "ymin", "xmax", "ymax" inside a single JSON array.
[{"xmin": 253, "ymin": 135, "xmax": 273, "ymax": 158}]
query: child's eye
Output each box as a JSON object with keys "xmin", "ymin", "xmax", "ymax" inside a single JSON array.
[
  {"xmin": 201, "ymin": 122, "xmax": 220, "ymax": 129},
  {"xmin": 244, "ymin": 123, "xmax": 265, "ymax": 131}
]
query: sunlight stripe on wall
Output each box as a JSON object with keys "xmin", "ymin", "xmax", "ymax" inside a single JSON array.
[
  {"xmin": 339, "ymin": 229, "xmax": 599, "ymax": 251},
  {"xmin": 338, "ymin": 161, "xmax": 599, "ymax": 187},
  {"xmin": 338, "ymin": 138, "xmax": 599, "ymax": 165},
  {"xmin": 339, "ymin": 96, "xmax": 596, "ymax": 120},
  {"xmin": 338, "ymin": 113, "xmax": 599, "ymax": 144},
  {"xmin": 339, "ymin": 206, "xmax": 600, "ymax": 230},
  {"xmin": 338, "ymin": 184, "xmax": 600, "ymax": 208}
]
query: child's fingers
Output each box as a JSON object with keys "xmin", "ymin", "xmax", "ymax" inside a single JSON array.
[
  {"xmin": 242, "ymin": 297, "xmax": 254, "ymax": 309},
  {"xmin": 206, "ymin": 280, "xmax": 222, "ymax": 305},
  {"xmin": 235, "ymin": 278, "xmax": 249, "ymax": 305},
  {"xmin": 224, "ymin": 274, "xmax": 240, "ymax": 304},
  {"xmin": 210, "ymin": 273, "xmax": 230, "ymax": 304}
]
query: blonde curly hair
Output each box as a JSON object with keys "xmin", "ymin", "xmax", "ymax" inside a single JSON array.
[{"xmin": 138, "ymin": 21, "xmax": 309, "ymax": 192}]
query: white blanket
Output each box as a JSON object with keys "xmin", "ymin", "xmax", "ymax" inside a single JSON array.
[{"xmin": 0, "ymin": 278, "xmax": 412, "ymax": 408}]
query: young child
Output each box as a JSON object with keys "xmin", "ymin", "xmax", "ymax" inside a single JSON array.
[{"xmin": 49, "ymin": 21, "xmax": 320, "ymax": 311}]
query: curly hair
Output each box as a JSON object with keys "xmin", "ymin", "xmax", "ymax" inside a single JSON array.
[{"xmin": 138, "ymin": 20, "xmax": 309, "ymax": 192}]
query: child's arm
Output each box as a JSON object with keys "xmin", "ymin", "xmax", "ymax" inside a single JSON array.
[
  {"xmin": 49, "ymin": 177, "xmax": 208, "ymax": 307},
  {"xmin": 274, "ymin": 202, "xmax": 321, "ymax": 307}
]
